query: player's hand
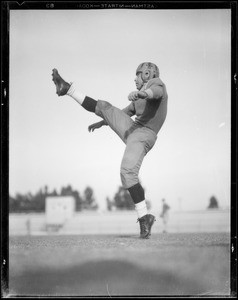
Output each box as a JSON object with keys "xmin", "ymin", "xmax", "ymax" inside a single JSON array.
[
  {"xmin": 128, "ymin": 91, "xmax": 139, "ymax": 101},
  {"xmin": 128, "ymin": 91, "xmax": 148, "ymax": 101},
  {"xmin": 88, "ymin": 122, "xmax": 103, "ymax": 132}
]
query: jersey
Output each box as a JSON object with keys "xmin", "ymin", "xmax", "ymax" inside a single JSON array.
[{"xmin": 122, "ymin": 78, "xmax": 168, "ymax": 134}]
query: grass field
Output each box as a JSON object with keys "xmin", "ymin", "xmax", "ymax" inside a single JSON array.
[{"xmin": 7, "ymin": 232, "xmax": 231, "ymax": 297}]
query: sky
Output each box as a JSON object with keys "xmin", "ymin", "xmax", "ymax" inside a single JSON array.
[{"xmin": 9, "ymin": 8, "xmax": 231, "ymax": 213}]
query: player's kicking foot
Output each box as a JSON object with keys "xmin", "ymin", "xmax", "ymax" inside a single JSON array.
[
  {"xmin": 52, "ymin": 68, "xmax": 71, "ymax": 96},
  {"xmin": 137, "ymin": 214, "xmax": 156, "ymax": 239}
]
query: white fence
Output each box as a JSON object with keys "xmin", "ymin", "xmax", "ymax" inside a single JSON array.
[{"xmin": 9, "ymin": 209, "xmax": 230, "ymax": 235}]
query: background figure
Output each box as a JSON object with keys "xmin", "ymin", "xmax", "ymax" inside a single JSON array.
[
  {"xmin": 26, "ymin": 217, "xmax": 31, "ymax": 236},
  {"xmin": 160, "ymin": 198, "xmax": 170, "ymax": 233}
]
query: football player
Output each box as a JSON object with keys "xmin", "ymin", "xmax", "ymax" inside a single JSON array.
[{"xmin": 52, "ymin": 62, "xmax": 168, "ymax": 238}]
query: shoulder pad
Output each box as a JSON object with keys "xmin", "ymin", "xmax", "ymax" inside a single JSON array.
[{"xmin": 146, "ymin": 77, "xmax": 164, "ymax": 88}]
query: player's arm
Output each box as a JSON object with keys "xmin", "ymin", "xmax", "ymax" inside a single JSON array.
[
  {"xmin": 88, "ymin": 120, "xmax": 108, "ymax": 132},
  {"xmin": 144, "ymin": 85, "xmax": 164, "ymax": 101},
  {"xmin": 128, "ymin": 85, "xmax": 164, "ymax": 101},
  {"xmin": 128, "ymin": 91, "xmax": 148, "ymax": 101}
]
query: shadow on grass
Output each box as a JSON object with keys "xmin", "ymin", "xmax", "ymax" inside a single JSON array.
[
  {"xmin": 118, "ymin": 235, "xmax": 138, "ymax": 238},
  {"xmin": 9, "ymin": 259, "xmax": 217, "ymax": 297}
]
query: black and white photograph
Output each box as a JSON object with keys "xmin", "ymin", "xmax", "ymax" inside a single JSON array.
[{"xmin": 2, "ymin": 1, "xmax": 236, "ymax": 297}]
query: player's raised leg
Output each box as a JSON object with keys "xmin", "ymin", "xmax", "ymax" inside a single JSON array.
[
  {"xmin": 52, "ymin": 68, "xmax": 97, "ymax": 112},
  {"xmin": 51, "ymin": 68, "xmax": 134, "ymax": 142}
]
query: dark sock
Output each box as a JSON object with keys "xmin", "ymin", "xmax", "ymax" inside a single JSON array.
[
  {"xmin": 82, "ymin": 96, "xmax": 97, "ymax": 112},
  {"xmin": 128, "ymin": 183, "xmax": 145, "ymax": 204}
]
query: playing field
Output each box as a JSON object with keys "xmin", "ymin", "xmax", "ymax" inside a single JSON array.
[{"xmin": 7, "ymin": 232, "xmax": 230, "ymax": 297}]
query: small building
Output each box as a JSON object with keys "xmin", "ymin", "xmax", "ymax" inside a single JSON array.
[{"xmin": 45, "ymin": 196, "xmax": 75, "ymax": 231}]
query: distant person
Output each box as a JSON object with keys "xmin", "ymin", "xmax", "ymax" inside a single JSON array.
[
  {"xmin": 26, "ymin": 217, "xmax": 31, "ymax": 236},
  {"xmin": 207, "ymin": 196, "xmax": 219, "ymax": 209},
  {"xmin": 51, "ymin": 62, "xmax": 168, "ymax": 239},
  {"xmin": 160, "ymin": 199, "xmax": 170, "ymax": 233}
]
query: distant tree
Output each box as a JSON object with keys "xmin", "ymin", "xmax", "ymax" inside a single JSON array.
[
  {"xmin": 72, "ymin": 190, "xmax": 83, "ymax": 211},
  {"xmin": 33, "ymin": 188, "xmax": 46, "ymax": 212},
  {"xmin": 44, "ymin": 185, "xmax": 48, "ymax": 195},
  {"xmin": 9, "ymin": 195, "xmax": 21, "ymax": 213},
  {"xmin": 60, "ymin": 185, "xmax": 73, "ymax": 196},
  {"xmin": 9, "ymin": 184, "xmax": 96, "ymax": 213},
  {"xmin": 82, "ymin": 186, "xmax": 98, "ymax": 210},
  {"xmin": 113, "ymin": 186, "xmax": 134, "ymax": 210},
  {"xmin": 207, "ymin": 195, "xmax": 219, "ymax": 209},
  {"xmin": 59, "ymin": 184, "xmax": 84, "ymax": 211},
  {"xmin": 9, "ymin": 188, "xmax": 46, "ymax": 213},
  {"xmin": 51, "ymin": 189, "xmax": 58, "ymax": 196}
]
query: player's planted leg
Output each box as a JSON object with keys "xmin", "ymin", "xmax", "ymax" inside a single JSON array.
[
  {"xmin": 122, "ymin": 142, "xmax": 157, "ymax": 239},
  {"xmin": 127, "ymin": 183, "xmax": 156, "ymax": 239}
]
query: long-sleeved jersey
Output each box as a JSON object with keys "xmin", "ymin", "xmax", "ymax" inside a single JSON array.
[{"xmin": 122, "ymin": 77, "xmax": 168, "ymax": 134}]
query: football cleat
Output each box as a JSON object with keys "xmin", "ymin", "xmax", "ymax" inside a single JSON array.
[
  {"xmin": 52, "ymin": 68, "xmax": 71, "ymax": 96},
  {"xmin": 137, "ymin": 214, "xmax": 156, "ymax": 239}
]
